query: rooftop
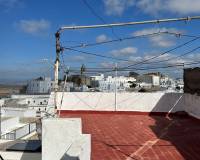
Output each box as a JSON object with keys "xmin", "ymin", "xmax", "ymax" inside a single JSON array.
[{"xmin": 61, "ymin": 112, "xmax": 200, "ymax": 160}]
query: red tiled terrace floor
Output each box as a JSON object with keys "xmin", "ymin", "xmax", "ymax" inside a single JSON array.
[{"xmin": 61, "ymin": 112, "xmax": 200, "ymax": 160}]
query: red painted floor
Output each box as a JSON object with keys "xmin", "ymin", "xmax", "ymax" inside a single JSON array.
[{"xmin": 61, "ymin": 112, "xmax": 200, "ymax": 160}]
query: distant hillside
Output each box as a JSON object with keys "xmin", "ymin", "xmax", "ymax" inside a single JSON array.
[{"xmin": 0, "ymin": 84, "xmax": 27, "ymax": 97}]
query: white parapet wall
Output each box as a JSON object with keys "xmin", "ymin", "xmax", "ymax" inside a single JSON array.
[
  {"xmin": 2, "ymin": 108, "xmax": 36, "ymax": 117},
  {"xmin": 1, "ymin": 117, "xmax": 20, "ymax": 135},
  {"xmin": 0, "ymin": 151, "xmax": 41, "ymax": 160},
  {"xmin": 42, "ymin": 118, "xmax": 91, "ymax": 160},
  {"xmin": 48, "ymin": 92, "xmax": 185, "ymax": 113},
  {"xmin": 48, "ymin": 92, "xmax": 200, "ymax": 119}
]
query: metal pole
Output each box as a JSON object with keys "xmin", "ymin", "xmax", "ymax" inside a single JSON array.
[
  {"xmin": 54, "ymin": 31, "xmax": 61, "ymax": 115},
  {"xmin": 59, "ymin": 16, "xmax": 200, "ymax": 30},
  {"xmin": 115, "ymin": 63, "xmax": 117, "ymax": 111},
  {"xmin": 59, "ymin": 68, "xmax": 69, "ymax": 117}
]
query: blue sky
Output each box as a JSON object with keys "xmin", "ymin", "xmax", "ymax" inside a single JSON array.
[{"xmin": 1, "ymin": 0, "xmax": 200, "ymax": 83}]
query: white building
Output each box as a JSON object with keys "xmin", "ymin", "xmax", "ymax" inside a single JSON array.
[
  {"xmin": 59, "ymin": 82, "xmax": 74, "ymax": 92},
  {"xmin": 98, "ymin": 76, "xmax": 136, "ymax": 92},
  {"xmin": 27, "ymin": 77, "xmax": 53, "ymax": 94},
  {"xmin": 160, "ymin": 76, "xmax": 175, "ymax": 88},
  {"xmin": 137, "ymin": 74, "xmax": 160, "ymax": 87},
  {"xmin": 175, "ymin": 78, "xmax": 184, "ymax": 90},
  {"xmin": 90, "ymin": 74, "xmax": 104, "ymax": 81}
]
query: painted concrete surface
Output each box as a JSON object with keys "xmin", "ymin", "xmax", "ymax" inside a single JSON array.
[
  {"xmin": 49, "ymin": 92, "xmax": 200, "ymax": 119},
  {"xmin": 0, "ymin": 99, "xmax": 4, "ymax": 106},
  {"xmin": 42, "ymin": 118, "xmax": 91, "ymax": 160},
  {"xmin": 49, "ymin": 92, "xmax": 184, "ymax": 113},
  {"xmin": 1, "ymin": 117, "xmax": 20, "ymax": 134},
  {"xmin": 2, "ymin": 107, "xmax": 36, "ymax": 117},
  {"xmin": 0, "ymin": 151, "xmax": 41, "ymax": 160},
  {"xmin": 63, "ymin": 134, "xmax": 91, "ymax": 160}
]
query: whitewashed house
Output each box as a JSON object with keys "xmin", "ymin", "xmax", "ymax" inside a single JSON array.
[{"xmin": 27, "ymin": 77, "xmax": 53, "ymax": 94}]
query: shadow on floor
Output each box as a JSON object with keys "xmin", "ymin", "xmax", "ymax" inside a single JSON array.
[{"xmin": 149, "ymin": 93, "xmax": 200, "ymax": 160}]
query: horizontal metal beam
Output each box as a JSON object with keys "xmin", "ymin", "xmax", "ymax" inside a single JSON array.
[{"xmin": 59, "ymin": 16, "xmax": 200, "ymax": 31}]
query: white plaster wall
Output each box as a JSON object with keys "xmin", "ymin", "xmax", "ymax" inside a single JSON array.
[
  {"xmin": 49, "ymin": 92, "xmax": 184, "ymax": 113},
  {"xmin": 15, "ymin": 125, "xmax": 30, "ymax": 139},
  {"xmin": 23, "ymin": 109, "xmax": 36, "ymax": 117},
  {"xmin": 67, "ymin": 134, "xmax": 91, "ymax": 160},
  {"xmin": 42, "ymin": 118, "xmax": 91, "ymax": 160},
  {"xmin": 0, "ymin": 151, "xmax": 41, "ymax": 160},
  {"xmin": 1, "ymin": 117, "xmax": 20, "ymax": 134},
  {"xmin": 9, "ymin": 95, "xmax": 49, "ymax": 107},
  {"xmin": 49, "ymin": 92, "xmax": 200, "ymax": 118},
  {"xmin": 0, "ymin": 99, "xmax": 4, "ymax": 106},
  {"xmin": 11, "ymin": 94, "xmax": 49, "ymax": 99},
  {"xmin": 2, "ymin": 108, "xmax": 36, "ymax": 117}
]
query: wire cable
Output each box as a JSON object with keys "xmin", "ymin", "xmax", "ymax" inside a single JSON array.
[
  {"xmin": 63, "ymin": 47, "xmax": 134, "ymax": 62},
  {"xmin": 140, "ymin": 46, "xmax": 200, "ymax": 65},
  {"xmin": 121, "ymin": 36, "xmax": 200, "ymax": 69},
  {"xmin": 81, "ymin": 0, "xmax": 119, "ymax": 39},
  {"xmin": 66, "ymin": 31, "xmax": 168, "ymax": 49},
  {"xmin": 67, "ymin": 61, "xmax": 200, "ymax": 74},
  {"xmin": 63, "ymin": 36, "xmax": 200, "ymax": 65}
]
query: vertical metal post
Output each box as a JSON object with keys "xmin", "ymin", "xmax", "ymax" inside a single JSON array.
[
  {"xmin": 54, "ymin": 31, "xmax": 61, "ymax": 115},
  {"xmin": 114, "ymin": 63, "xmax": 117, "ymax": 111},
  {"xmin": 59, "ymin": 68, "xmax": 69, "ymax": 117}
]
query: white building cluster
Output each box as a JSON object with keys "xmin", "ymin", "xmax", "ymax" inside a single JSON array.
[
  {"xmin": 137, "ymin": 74, "xmax": 160, "ymax": 88},
  {"xmin": 27, "ymin": 77, "xmax": 54, "ymax": 94},
  {"xmin": 25, "ymin": 74, "xmax": 183, "ymax": 93},
  {"xmin": 91, "ymin": 74, "xmax": 136, "ymax": 92},
  {"xmin": 90, "ymin": 73, "xmax": 184, "ymax": 92}
]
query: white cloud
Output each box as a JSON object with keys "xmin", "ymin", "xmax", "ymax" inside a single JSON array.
[
  {"xmin": 151, "ymin": 36, "xmax": 175, "ymax": 48},
  {"xmin": 136, "ymin": 0, "xmax": 200, "ymax": 15},
  {"xmin": 103, "ymin": 0, "xmax": 135, "ymax": 16},
  {"xmin": 96, "ymin": 34, "xmax": 109, "ymax": 43},
  {"xmin": 110, "ymin": 47, "xmax": 138, "ymax": 57},
  {"xmin": 103, "ymin": 0, "xmax": 200, "ymax": 16},
  {"xmin": 72, "ymin": 55, "xmax": 86, "ymax": 61},
  {"xmin": 100, "ymin": 61, "xmax": 114, "ymax": 68},
  {"xmin": 0, "ymin": 0, "xmax": 20, "ymax": 9},
  {"xmin": 128, "ymin": 56, "xmax": 142, "ymax": 62},
  {"xmin": 186, "ymin": 53, "xmax": 200, "ymax": 61},
  {"xmin": 167, "ymin": 59, "xmax": 187, "ymax": 66},
  {"xmin": 16, "ymin": 19, "xmax": 50, "ymax": 35},
  {"xmin": 133, "ymin": 28, "xmax": 183, "ymax": 47}
]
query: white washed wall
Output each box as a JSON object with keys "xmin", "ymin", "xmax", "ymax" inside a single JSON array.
[
  {"xmin": 1, "ymin": 117, "xmax": 19, "ymax": 134},
  {"xmin": 42, "ymin": 118, "xmax": 91, "ymax": 160},
  {"xmin": 2, "ymin": 108, "xmax": 36, "ymax": 117},
  {"xmin": 48, "ymin": 92, "xmax": 200, "ymax": 119},
  {"xmin": 48, "ymin": 92, "xmax": 184, "ymax": 113},
  {"xmin": 0, "ymin": 99, "xmax": 4, "ymax": 106}
]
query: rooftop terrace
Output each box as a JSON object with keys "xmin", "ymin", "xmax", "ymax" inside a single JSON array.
[{"xmin": 61, "ymin": 112, "xmax": 200, "ymax": 160}]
